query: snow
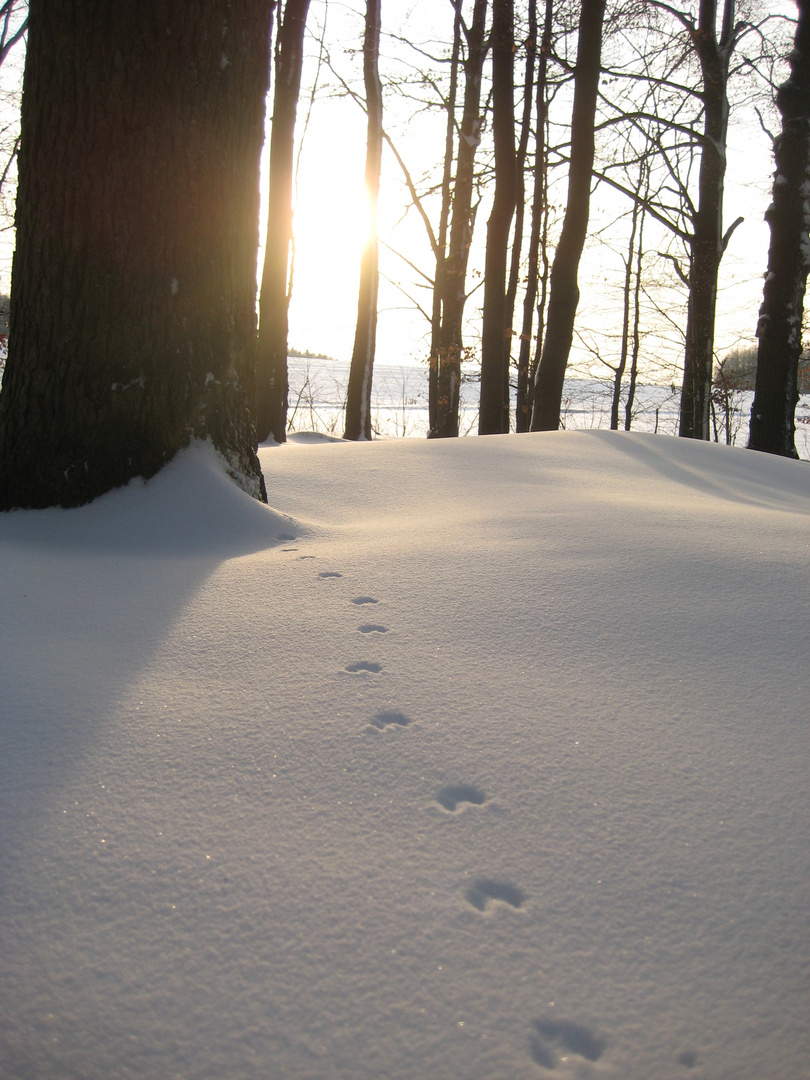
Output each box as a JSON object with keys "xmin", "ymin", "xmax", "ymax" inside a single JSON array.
[{"xmin": 1, "ymin": 432, "xmax": 808, "ymax": 1080}]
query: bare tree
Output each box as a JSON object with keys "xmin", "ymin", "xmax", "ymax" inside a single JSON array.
[
  {"xmin": 516, "ymin": 0, "xmax": 554, "ymax": 431},
  {"xmin": 672, "ymin": 0, "xmax": 744, "ymax": 439},
  {"xmin": 749, "ymin": 0, "xmax": 810, "ymax": 457},
  {"xmin": 428, "ymin": 0, "xmax": 462, "ymax": 434},
  {"xmin": 0, "ymin": 3, "xmax": 28, "ymax": 243},
  {"xmin": 434, "ymin": 0, "xmax": 489, "ymax": 439},
  {"xmin": 479, "ymin": 0, "xmax": 518, "ymax": 435},
  {"xmin": 345, "ymin": 0, "xmax": 383, "ymax": 441},
  {"xmin": 256, "ymin": 0, "xmax": 312, "ymax": 444},
  {"xmin": 531, "ymin": 0, "xmax": 606, "ymax": 431}
]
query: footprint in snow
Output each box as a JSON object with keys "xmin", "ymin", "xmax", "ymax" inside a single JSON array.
[
  {"xmin": 298, "ymin": 555, "xmax": 316, "ymax": 560},
  {"xmin": 343, "ymin": 661, "xmax": 382, "ymax": 675},
  {"xmin": 528, "ymin": 1017, "xmax": 606, "ymax": 1070},
  {"xmin": 465, "ymin": 878, "xmax": 524, "ymax": 912},
  {"xmin": 318, "ymin": 571, "xmax": 343, "ymax": 579},
  {"xmin": 437, "ymin": 784, "xmax": 486, "ymax": 812},
  {"xmin": 358, "ymin": 624, "xmax": 388, "ymax": 634},
  {"xmin": 367, "ymin": 710, "xmax": 412, "ymax": 731},
  {"xmin": 351, "ymin": 596, "xmax": 378, "ymax": 606}
]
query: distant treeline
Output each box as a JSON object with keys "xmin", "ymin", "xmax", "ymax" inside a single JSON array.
[
  {"xmin": 288, "ymin": 348, "xmax": 337, "ymax": 362},
  {"xmin": 718, "ymin": 348, "xmax": 810, "ymax": 393}
]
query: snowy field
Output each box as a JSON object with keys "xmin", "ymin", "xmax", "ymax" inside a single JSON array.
[
  {"xmin": 1, "ymin": 430, "xmax": 809, "ymax": 1080},
  {"xmin": 287, "ymin": 355, "xmax": 810, "ymax": 456}
]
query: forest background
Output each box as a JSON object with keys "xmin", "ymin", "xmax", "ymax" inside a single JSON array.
[{"xmin": 0, "ymin": 0, "xmax": 804, "ymax": 449}]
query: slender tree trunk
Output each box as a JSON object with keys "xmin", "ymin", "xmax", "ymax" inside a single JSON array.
[
  {"xmin": 504, "ymin": 0, "xmax": 537, "ymax": 421},
  {"xmin": 256, "ymin": 0, "xmax": 311, "ymax": 444},
  {"xmin": 344, "ymin": 0, "xmax": 382, "ymax": 441},
  {"xmin": 517, "ymin": 0, "xmax": 553, "ymax": 433},
  {"xmin": 749, "ymin": 0, "xmax": 810, "ymax": 457},
  {"xmin": 479, "ymin": 0, "xmax": 518, "ymax": 435},
  {"xmin": 435, "ymin": 0, "xmax": 488, "ymax": 439},
  {"xmin": 678, "ymin": 0, "xmax": 734, "ymax": 439},
  {"xmin": 0, "ymin": 0, "xmax": 270, "ymax": 510},
  {"xmin": 531, "ymin": 0, "xmax": 605, "ymax": 431},
  {"xmin": 624, "ymin": 199, "xmax": 646, "ymax": 431},
  {"xmin": 429, "ymin": 1, "xmax": 462, "ymax": 436},
  {"xmin": 611, "ymin": 175, "xmax": 642, "ymax": 429}
]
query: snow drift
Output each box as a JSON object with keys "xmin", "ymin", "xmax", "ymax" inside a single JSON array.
[{"xmin": 1, "ymin": 432, "xmax": 808, "ymax": 1080}]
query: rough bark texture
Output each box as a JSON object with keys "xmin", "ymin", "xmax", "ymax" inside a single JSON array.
[
  {"xmin": 479, "ymin": 0, "xmax": 517, "ymax": 436},
  {"xmin": 434, "ymin": 0, "xmax": 488, "ymax": 439},
  {"xmin": 256, "ymin": 0, "xmax": 311, "ymax": 445},
  {"xmin": 748, "ymin": 0, "xmax": 810, "ymax": 458},
  {"xmin": 0, "ymin": 0, "xmax": 270, "ymax": 510},
  {"xmin": 344, "ymin": 0, "xmax": 382, "ymax": 442},
  {"xmin": 530, "ymin": 0, "xmax": 605, "ymax": 432},
  {"xmin": 678, "ymin": 0, "xmax": 734, "ymax": 440}
]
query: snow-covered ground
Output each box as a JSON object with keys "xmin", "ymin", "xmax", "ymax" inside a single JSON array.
[{"xmin": 1, "ymin": 431, "xmax": 808, "ymax": 1080}]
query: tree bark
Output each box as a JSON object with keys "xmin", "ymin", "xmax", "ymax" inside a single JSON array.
[
  {"xmin": 344, "ymin": 0, "xmax": 383, "ymax": 441},
  {"xmin": 434, "ymin": 0, "xmax": 488, "ymax": 439},
  {"xmin": 517, "ymin": 0, "xmax": 553, "ymax": 432},
  {"xmin": 748, "ymin": 0, "xmax": 810, "ymax": 458},
  {"xmin": 0, "ymin": 0, "xmax": 270, "ymax": 510},
  {"xmin": 678, "ymin": 0, "xmax": 735, "ymax": 439},
  {"xmin": 624, "ymin": 196, "xmax": 646, "ymax": 431},
  {"xmin": 504, "ymin": 0, "xmax": 538, "ymax": 417},
  {"xmin": 531, "ymin": 0, "xmax": 605, "ymax": 432},
  {"xmin": 610, "ymin": 202, "xmax": 640, "ymax": 430},
  {"xmin": 256, "ymin": 0, "xmax": 312, "ymax": 444},
  {"xmin": 479, "ymin": 0, "xmax": 518, "ymax": 435},
  {"xmin": 428, "ymin": 1, "xmax": 462, "ymax": 437}
]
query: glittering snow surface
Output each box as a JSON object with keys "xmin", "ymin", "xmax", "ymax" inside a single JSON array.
[{"xmin": 1, "ymin": 431, "xmax": 808, "ymax": 1080}]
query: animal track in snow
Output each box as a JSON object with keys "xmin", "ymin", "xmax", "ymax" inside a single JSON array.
[
  {"xmin": 529, "ymin": 1017, "xmax": 606, "ymax": 1069},
  {"xmin": 368, "ymin": 710, "xmax": 412, "ymax": 730},
  {"xmin": 677, "ymin": 1050, "xmax": 698, "ymax": 1069},
  {"xmin": 351, "ymin": 596, "xmax": 378, "ymax": 605},
  {"xmin": 358, "ymin": 624, "xmax": 388, "ymax": 634},
  {"xmin": 464, "ymin": 878, "xmax": 524, "ymax": 912},
  {"xmin": 318, "ymin": 571, "xmax": 343, "ymax": 579},
  {"xmin": 343, "ymin": 661, "xmax": 382, "ymax": 675},
  {"xmin": 436, "ymin": 784, "xmax": 486, "ymax": 812}
]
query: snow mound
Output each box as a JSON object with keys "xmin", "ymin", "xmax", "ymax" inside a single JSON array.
[
  {"xmin": 1, "ymin": 431, "xmax": 807, "ymax": 1080},
  {"xmin": 0, "ymin": 439, "xmax": 298, "ymax": 558}
]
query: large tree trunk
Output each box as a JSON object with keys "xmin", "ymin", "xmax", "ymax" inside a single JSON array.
[
  {"xmin": 678, "ymin": 0, "xmax": 734, "ymax": 439},
  {"xmin": 530, "ymin": 0, "xmax": 605, "ymax": 432},
  {"xmin": 344, "ymin": 0, "xmax": 383, "ymax": 442},
  {"xmin": 479, "ymin": 0, "xmax": 518, "ymax": 435},
  {"xmin": 0, "ymin": 0, "xmax": 270, "ymax": 510},
  {"xmin": 748, "ymin": 0, "xmax": 810, "ymax": 458},
  {"xmin": 256, "ymin": 0, "xmax": 312, "ymax": 445},
  {"xmin": 434, "ymin": 0, "xmax": 488, "ymax": 439}
]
